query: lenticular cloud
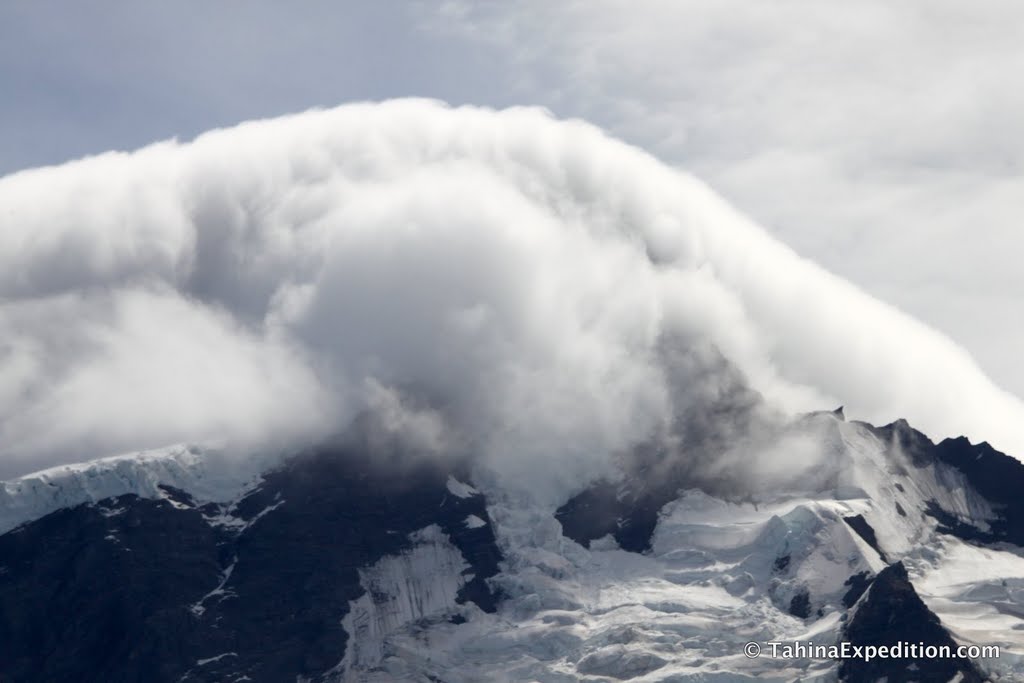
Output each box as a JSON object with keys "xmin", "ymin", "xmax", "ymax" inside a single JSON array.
[{"xmin": 0, "ymin": 99, "xmax": 1021, "ymax": 482}]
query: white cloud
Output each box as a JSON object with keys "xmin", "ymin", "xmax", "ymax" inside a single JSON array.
[
  {"xmin": 1, "ymin": 100, "xmax": 1022, "ymax": 498},
  {"xmin": 421, "ymin": 0, "xmax": 1024, "ymax": 398},
  {"xmin": 0, "ymin": 286, "xmax": 331, "ymax": 478}
]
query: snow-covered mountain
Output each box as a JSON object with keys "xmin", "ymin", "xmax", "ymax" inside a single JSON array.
[
  {"xmin": 1, "ymin": 410, "xmax": 1022, "ymax": 682},
  {"xmin": 3, "ymin": 100, "xmax": 1022, "ymax": 683}
]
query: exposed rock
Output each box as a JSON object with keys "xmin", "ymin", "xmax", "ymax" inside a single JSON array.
[
  {"xmin": 840, "ymin": 562, "xmax": 984, "ymax": 683},
  {"xmin": 0, "ymin": 446, "xmax": 503, "ymax": 683}
]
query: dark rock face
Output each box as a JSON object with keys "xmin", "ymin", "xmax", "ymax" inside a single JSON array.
[
  {"xmin": 788, "ymin": 590, "xmax": 811, "ymax": 619},
  {"xmin": 842, "ymin": 514, "xmax": 888, "ymax": 562},
  {"xmin": 932, "ymin": 436, "xmax": 1024, "ymax": 545},
  {"xmin": 554, "ymin": 478, "xmax": 663, "ymax": 553},
  {"xmin": 841, "ymin": 571, "xmax": 873, "ymax": 609},
  {"xmin": 840, "ymin": 562, "xmax": 984, "ymax": 683},
  {"xmin": 866, "ymin": 419, "xmax": 1024, "ymax": 546},
  {"xmin": 0, "ymin": 496, "xmax": 221, "ymax": 683},
  {"xmin": 0, "ymin": 447, "xmax": 503, "ymax": 683}
]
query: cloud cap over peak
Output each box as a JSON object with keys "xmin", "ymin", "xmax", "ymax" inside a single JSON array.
[{"xmin": 1, "ymin": 99, "xmax": 1021, "ymax": 490}]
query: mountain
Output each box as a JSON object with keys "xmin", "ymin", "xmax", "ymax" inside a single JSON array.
[
  {"xmin": 3, "ymin": 100, "xmax": 1023, "ymax": 683},
  {"xmin": 1, "ymin": 411, "xmax": 1022, "ymax": 682}
]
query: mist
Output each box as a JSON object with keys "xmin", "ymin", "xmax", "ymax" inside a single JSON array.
[{"xmin": 1, "ymin": 99, "xmax": 1021, "ymax": 498}]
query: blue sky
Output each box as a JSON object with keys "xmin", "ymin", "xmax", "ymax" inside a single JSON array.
[{"xmin": 0, "ymin": 2, "xmax": 513, "ymax": 173}]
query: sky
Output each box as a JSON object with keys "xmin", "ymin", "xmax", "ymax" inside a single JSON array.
[{"xmin": 1, "ymin": 2, "xmax": 1022, "ymax": 480}]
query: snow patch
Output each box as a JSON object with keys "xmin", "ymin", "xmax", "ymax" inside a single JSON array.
[
  {"xmin": 190, "ymin": 557, "xmax": 238, "ymax": 617},
  {"xmin": 910, "ymin": 537, "xmax": 1024, "ymax": 677},
  {"xmin": 446, "ymin": 476, "xmax": 480, "ymax": 499},
  {"xmin": 196, "ymin": 652, "xmax": 237, "ymax": 666}
]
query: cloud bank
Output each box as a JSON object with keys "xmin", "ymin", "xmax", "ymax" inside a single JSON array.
[
  {"xmin": 422, "ymin": 1, "xmax": 1024, "ymax": 399},
  {"xmin": 1, "ymin": 100, "xmax": 1022, "ymax": 492}
]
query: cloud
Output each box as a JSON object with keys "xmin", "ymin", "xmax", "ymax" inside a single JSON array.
[
  {"xmin": 0, "ymin": 286, "xmax": 330, "ymax": 479},
  {"xmin": 1, "ymin": 100, "xmax": 1022, "ymax": 499},
  {"xmin": 420, "ymin": 0, "xmax": 1024, "ymax": 398}
]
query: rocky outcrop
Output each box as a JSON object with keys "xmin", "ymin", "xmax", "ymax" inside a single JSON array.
[{"xmin": 0, "ymin": 446, "xmax": 503, "ymax": 683}]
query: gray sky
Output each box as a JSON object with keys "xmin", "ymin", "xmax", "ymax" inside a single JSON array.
[{"xmin": 2, "ymin": 1, "xmax": 1022, "ymax": 399}]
